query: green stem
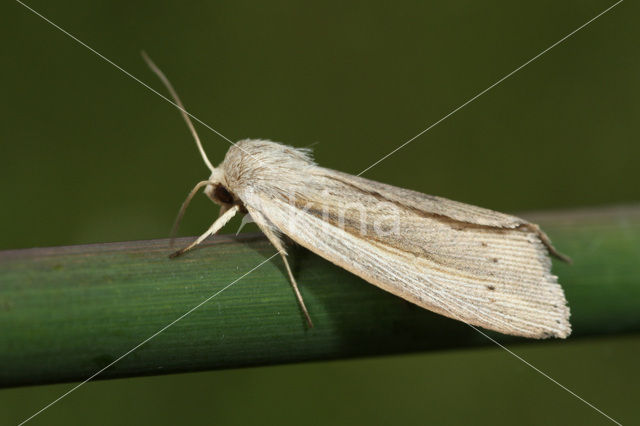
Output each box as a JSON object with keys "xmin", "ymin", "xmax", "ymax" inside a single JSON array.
[{"xmin": 1, "ymin": 205, "xmax": 639, "ymax": 388}]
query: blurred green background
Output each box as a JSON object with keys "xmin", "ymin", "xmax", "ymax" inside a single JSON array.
[{"xmin": 1, "ymin": 0, "xmax": 638, "ymax": 424}]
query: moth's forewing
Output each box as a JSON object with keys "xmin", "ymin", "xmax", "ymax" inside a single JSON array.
[{"xmin": 224, "ymin": 140, "xmax": 571, "ymax": 338}]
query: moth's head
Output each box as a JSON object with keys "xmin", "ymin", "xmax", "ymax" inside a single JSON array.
[{"xmin": 203, "ymin": 168, "xmax": 235, "ymax": 208}]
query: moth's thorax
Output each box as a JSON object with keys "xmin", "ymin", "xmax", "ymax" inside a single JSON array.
[{"xmin": 218, "ymin": 139, "xmax": 317, "ymax": 201}]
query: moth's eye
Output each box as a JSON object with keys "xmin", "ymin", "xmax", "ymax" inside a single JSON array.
[{"xmin": 214, "ymin": 185, "xmax": 234, "ymax": 204}]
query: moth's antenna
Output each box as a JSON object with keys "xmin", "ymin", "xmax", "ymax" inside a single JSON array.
[
  {"xmin": 141, "ymin": 51, "xmax": 216, "ymax": 173},
  {"xmin": 169, "ymin": 180, "xmax": 212, "ymax": 247}
]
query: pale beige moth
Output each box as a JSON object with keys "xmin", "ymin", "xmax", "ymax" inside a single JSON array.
[{"xmin": 144, "ymin": 54, "xmax": 571, "ymax": 339}]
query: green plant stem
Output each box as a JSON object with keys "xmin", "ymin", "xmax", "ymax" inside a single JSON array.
[{"xmin": 1, "ymin": 205, "xmax": 639, "ymax": 388}]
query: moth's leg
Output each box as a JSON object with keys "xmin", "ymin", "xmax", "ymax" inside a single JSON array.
[
  {"xmin": 170, "ymin": 205, "xmax": 239, "ymax": 258},
  {"xmin": 279, "ymin": 250, "xmax": 314, "ymax": 328},
  {"xmin": 249, "ymin": 211, "xmax": 314, "ymax": 328}
]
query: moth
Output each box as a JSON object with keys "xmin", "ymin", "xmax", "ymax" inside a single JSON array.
[{"xmin": 144, "ymin": 54, "xmax": 571, "ymax": 339}]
